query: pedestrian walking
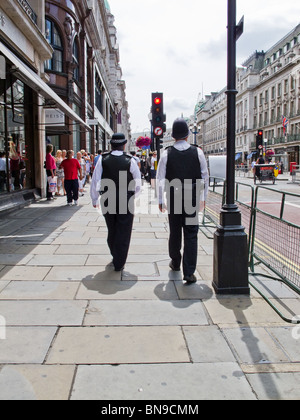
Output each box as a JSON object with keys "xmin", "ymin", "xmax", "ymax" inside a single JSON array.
[
  {"xmin": 90, "ymin": 133, "xmax": 141, "ymax": 272},
  {"xmin": 77, "ymin": 151, "xmax": 86, "ymax": 196},
  {"xmin": 60, "ymin": 150, "xmax": 83, "ymax": 206},
  {"xmin": 150, "ymin": 151, "xmax": 157, "ymax": 189},
  {"xmin": 55, "ymin": 150, "xmax": 65, "ymax": 196},
  {"xmin": 45, "ymin": 144, "xmax": 56, "ymax": 200},
  {"xmin": 156, "ymin": 118, "xmax": 209, "ymax": 284}
]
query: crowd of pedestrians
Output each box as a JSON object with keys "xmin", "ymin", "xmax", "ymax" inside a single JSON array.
[
  {"xmin": 0, "ymin": 142, "xmax": 26, "ymax": 193},
  {"xmin": 45, "ymin": 145, "xmax": 97, "ymax": 206}
]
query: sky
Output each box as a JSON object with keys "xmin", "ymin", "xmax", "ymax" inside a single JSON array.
[{"xmin": 108, "ymin": 0, "xmax": 300, "ymax": 134}]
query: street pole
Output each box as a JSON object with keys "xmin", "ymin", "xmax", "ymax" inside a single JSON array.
[{"xmin": 213, "ymin": 0, "xmax": 250, "ymax": 295}]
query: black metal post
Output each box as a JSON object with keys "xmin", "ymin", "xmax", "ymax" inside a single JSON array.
[{"xmin": 213, "ymin": 0, "xmax": 250, "ymax": 295}]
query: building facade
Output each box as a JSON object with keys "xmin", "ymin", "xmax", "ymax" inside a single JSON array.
[
  {"xmin": 0, "ymin": 0, "xmax": 130, "ymax": 209},
  {"xmin": 197, "ymin": 24, "xmax": 300, "ymax": 168}
]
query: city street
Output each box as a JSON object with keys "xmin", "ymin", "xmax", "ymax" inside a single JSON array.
[
  {"xmin": 0, "ymin": 182, "xmax": 300, "ymax": 400},
  {"xmin": 235, "ymin": 174, "xmax": 300, "ymax": 224}
]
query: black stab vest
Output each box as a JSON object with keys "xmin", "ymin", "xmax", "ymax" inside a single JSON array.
[
  {"xmin": 166, "ymin": 146, "xmax": 202, "ymax": 183},
  {"xmin": 165, "ymin": 146, "xmax": 202, "ymax": 214},
  {"xmin": 101, "ymin": 152, "xmax": 134, "ymax": 192}
]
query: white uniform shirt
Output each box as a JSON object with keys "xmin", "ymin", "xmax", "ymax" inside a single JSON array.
[
  {"xmin": 90, "ymin": 151, "xmax": 142, "ymax": 207},
  {"xmin": 156, "ymin": 141, "xmax": 209, "ymax": 205}
]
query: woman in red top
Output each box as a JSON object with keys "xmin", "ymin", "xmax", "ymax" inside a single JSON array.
[
  {"xmin": 60, "ymin": 150, "xmax": 83, "ymax": 206},
  {"xmin": 45, "ymin": 144, "xmax": 56, "ymax": 200}
]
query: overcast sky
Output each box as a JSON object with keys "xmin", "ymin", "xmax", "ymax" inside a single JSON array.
[{"xmin": 109, "ymin": 0, "xmax": 300, "ymax": 133}]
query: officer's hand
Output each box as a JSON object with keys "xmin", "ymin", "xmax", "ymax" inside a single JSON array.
[{"xmin": 159, "ymin": 204, "xmax": 167, "ymax": 213}]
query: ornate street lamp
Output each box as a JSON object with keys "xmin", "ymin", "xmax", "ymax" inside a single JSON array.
[{"xmin": 213, "ymin": 0, "xmax": 250, "ymax": 295}]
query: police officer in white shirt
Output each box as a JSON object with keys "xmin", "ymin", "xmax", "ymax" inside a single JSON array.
[
  {"xmin": 91, "ymin": 134, "xmax": 141, "ymax": 272},
  {"xmin": 156, "ymin": 118, "xmax": 209, "ymax": 284}
]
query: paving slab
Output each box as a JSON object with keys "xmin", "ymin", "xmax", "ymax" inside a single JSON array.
[
  {"xmin": 0, "ymin": 327, "xmax": 57, "ymax": 363},
  {"xmin": 204, "ymin": 297, "xmax": 284, "ymax": 326},
  {"xmin": 0, "ymin": 266, "xmax": 51, "ymax": 281},
  {"xmin": 46, "ymin": 326, "xmax": 190, "ymax": 365},
  {"xmin": 0, "ymin": 300, "xmax": 87, "ymax": 326},
  {"xmin": 77, "ymin": 279, "xmax": 178, "ymax": 300},
  {"xmin": 26, "ymin": 254, "xmax": 88, "ymax": 266},
  {"xmin": 267, "ymin": 327, "xmax": 300, "ymax": 362},
  {"xmin": 45, "ymin": 266, "xmax": 121, "ymax": 282},
  {"xmin": 0, "ymin": 281, "xmax": 10, "ymax": 292},
  {"xmin": 246, "ymin": 372, "xmax": 300, "ymax": 400},
  {"xmin": 223, "ymin": 327, "xmax": 290, "ymax": 365},
  {"xmin": 0, "ymin": 365, "xmax": 75, "ymax": 400},
  {"xmin": 13, "ymin": 245, "xmax": 59, "ymax": 255},
  {"xmin": 0, "ymin": 281, "xmax": 80, "ymax": 300},
  {"xmin": 183, "ymin": 326, "xmax": 236, "ymax": 363},
  {"xmin": 0, "ymin": 254, "xmax": 34, "ymax": 266},
  {"xmin": 71, "ymin": 363, "xmax": 256, "ymax": 400},
  {"xmin": 84, "ymin": 300, "xmax": 209, "ymax": 326}
]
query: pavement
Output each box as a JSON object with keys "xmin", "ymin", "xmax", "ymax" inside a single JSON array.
[{"xmin": 0, "ymin": 182, "xmax": 299, "ymax": 401}]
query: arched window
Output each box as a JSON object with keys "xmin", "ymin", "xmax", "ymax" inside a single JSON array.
[
  {"xmin": 72, "ymin": 38, "xmax": 79, "ymax": 81},
  {"xmin": 45, "ymin": 19, "xmax": 63, "ymax": 73}
]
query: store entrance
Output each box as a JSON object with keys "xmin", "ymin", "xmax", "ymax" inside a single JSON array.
[{"xmin": 0, "ymin": 76, "xmax": 35, "ymax": 195}]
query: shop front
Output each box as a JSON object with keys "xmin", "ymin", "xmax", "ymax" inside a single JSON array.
[
  {"xmin": 0, "ymin": 62, "xmax": 37, "ymax": 209},
  {"xmin": 275, "ymin": 146, "xmax": 299, "ymax": 169},
  {"xmin": 0, "ymin": 41, "xmax": 91, "ymax": 211}
]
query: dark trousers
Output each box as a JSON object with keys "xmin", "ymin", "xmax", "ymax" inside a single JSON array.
[
  {"xmin": 64, "ymin": 179, "xmax": 79, "ymax": 203},
  {"xmin": 104, "ymin": 212, "xmax": 134, "ymax": 270},
  {"xmin": 168, "ymin": 212, "xmax": 199, "ymax": 277}
]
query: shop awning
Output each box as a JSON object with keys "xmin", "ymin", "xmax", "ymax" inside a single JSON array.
[{"xmin": 0, "ymin": 42, "xmax": 91, "ymax": 132}]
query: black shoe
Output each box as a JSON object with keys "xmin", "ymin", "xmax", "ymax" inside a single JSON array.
[
  {"xmin": 169, "ymin": 261, "xmax": 181, "ymax": 272},
  {"xmin": 114, "ymin": 266, "xmax": 125, "ymax": 272},
  {"xmin": 183, "ymin": 274, "xmax": 197, "ymax": 284}
]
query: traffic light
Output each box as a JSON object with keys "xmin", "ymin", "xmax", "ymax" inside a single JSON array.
[
  {"xmin": 156, "ymin": 138, "xmax": 164, "ymax": 150},
  {"xmin": 256, "ymin": 130, "xmax": 263, "ymax": 150},
  {"xmin": 152, "ymin": 92, "xmax": 166, "ymax": 137}
]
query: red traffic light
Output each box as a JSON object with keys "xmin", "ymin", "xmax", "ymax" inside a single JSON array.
[{"xmin": 154, "ymin": 97, "xmax": 162, "ymax": 105}]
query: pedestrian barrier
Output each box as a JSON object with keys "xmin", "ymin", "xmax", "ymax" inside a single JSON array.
[{"xmin": 201, "ymin": 178, "xmax": 300, "ymax": 324}]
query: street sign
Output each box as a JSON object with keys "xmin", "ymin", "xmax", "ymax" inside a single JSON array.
[{"xmin": 154, "ymin": 127, "xmax": 163, "ymax": 137}]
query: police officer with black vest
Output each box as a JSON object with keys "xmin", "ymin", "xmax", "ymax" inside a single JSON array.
[
  {"xmin": 91, "ymin": 134, "xmax": 141, "ymax": 272},
  {"xmin": 157, "ymin": 119, "xmax": 209, "ymax": 284}
]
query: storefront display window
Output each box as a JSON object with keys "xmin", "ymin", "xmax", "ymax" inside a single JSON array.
[{"xmin": 0, "ymin": 72, "xmax": 34, "ymax": 195}]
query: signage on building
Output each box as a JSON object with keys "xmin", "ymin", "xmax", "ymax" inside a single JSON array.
[
  {"xmin": 87, "ymin": 119, "xmax": 99, "ymax": 126},
  {"xmin": 45, "ymin": 108, "xmax": 65, "ymax": 126}
]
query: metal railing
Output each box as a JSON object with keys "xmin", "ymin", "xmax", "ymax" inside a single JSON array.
[
  {"xmin": 201, "ymin": 178, "xmax": 300, "ymax": 323},
  {"xmin": 17, "ymin": 0, "xmax": 37, "ymax": 25}
]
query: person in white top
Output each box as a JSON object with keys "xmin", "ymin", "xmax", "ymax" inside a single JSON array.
[
  {"xmin": 156, "ymin": 118, "xmax": 209, "ymax": 284},
  {"xmin": 90, "ymin": 133, "xmax": 141, "ymax": 271}
]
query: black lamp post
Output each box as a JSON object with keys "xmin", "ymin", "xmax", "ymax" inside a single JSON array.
[
  {"xmin": 213, "ymin": 0, "xmax": 250, "ymax": 295},
  {"xmin": 190, "ymin": 123, "xmax": 201, "ymax": 146}
]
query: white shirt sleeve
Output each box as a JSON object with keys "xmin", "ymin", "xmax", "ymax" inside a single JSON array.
[
  {"xmin": 156, "ymin": 150, "xmax": 168, "ymax": 205},
  {"xmin": 197, "ymin": 148, "xmax": 209, "ymax": 201},
  {"xmin": 90, "ymin": 156, "xmax": 103, "ymax": 206},
  {"xmin": 130, "ymin": 158, "xmax": 142, "ymax": 198}
]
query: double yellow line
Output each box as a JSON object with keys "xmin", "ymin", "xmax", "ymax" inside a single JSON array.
[{"xmin": 254, "ymin": 237, "xmax": 300, "ymax": 277}]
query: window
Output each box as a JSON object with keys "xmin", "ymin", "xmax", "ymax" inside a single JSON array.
[
  {"xmin": 95, "ymin": 72, "xmax": 103, "ymax": 114},
  {"xmin": 45, "ymin": 19, "xmax": 63, "ymax": 73},
  {"xmin": 72, "ymin": 38, "xmax": 79, "ymax": 82}
]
